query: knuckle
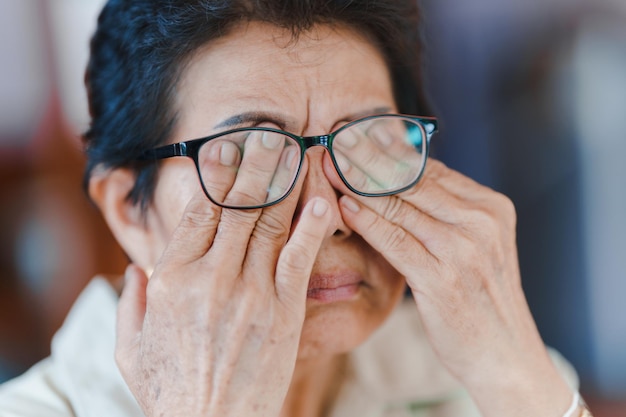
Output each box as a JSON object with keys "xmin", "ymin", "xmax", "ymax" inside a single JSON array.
[
  {"xmin": 179, "ymin": 202, "xmax": 220, "ymax": 229},
  {"xmin": 467, "ymin": 192, "xmax": 517, "ymax": 235},
  {"xmin": 425, "ymin": 158, "xmax": 447, "ymax": 179},
  {"xmin": 403, "ymin": 176, "xmax": 429, "ymax": 198},
  {"xmin": 279, "ymin": 225, "xmax": 323, "ymax": 276},
  {"xmin": 213, "ymin": 208, "xmax": 260, "ymax": 239},
  {"xmin": 279, "ymin": 244, "xmax": 309, "ymax": 276},
  {"xmin": 378, "ymin": 220, "xmax": 410, "ymax": 254},
  {"xmin": 221, "ymin": 206, "xmax": 260, "ymax": 226},
  {"xmin": 495, "ymin": 192, "xmax": 517, "ymax": 225},
  {"xmin": 224, "ymin": 189, "xmax": 267, "ymax": 208},
  {"xmin": 381, "ymin": 196, "xmax": 404, "ymax": 220},
  {"xmin": 465, "ymin": 207, "xmax": 496, "ymax": 232},
  {"xmin": 407, "ymin": 171, "xmax": 445, "ymax": 202},
  {"xmin": 254, "ymin": 210, "xmax": 290, "ymax": 240}
]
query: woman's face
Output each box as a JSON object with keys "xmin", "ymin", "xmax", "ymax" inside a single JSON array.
[{"xmin": 144, "ymin": 22, "xmax": 406, "ymax": 359}]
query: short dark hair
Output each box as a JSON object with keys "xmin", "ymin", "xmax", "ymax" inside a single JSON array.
[{"xmin": 83, "ymin": 0, "xmax": 431, "ymax": 210}]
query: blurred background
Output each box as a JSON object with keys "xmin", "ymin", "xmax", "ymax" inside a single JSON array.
[{"xmin": 0, "ymin": 0, "xmax": 624, "ymax": 415}]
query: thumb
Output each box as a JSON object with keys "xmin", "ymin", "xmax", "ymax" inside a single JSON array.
[{"xmin": 115, "ymin": 264, "xmax": 148, "ymax": 370}]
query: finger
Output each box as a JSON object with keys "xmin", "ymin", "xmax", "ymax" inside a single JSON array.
[
  {"xmin": 335, "ymin": 148, "xmax": 423, "ymax": 194},
  {"xmin": 174, "ymin": 131, "xmax": 286, "ymax": 271},
  {"xmin": 333, "ymin": 149, "xmax": 387, "ymax": 192},
  {"xmin": 223, "ymin": 131, "xmax": 291, "ymax": 207},
  {"xmin": 388, "ymin": 159, "xmax": 510, "ymax": 227},
  {"xmin": 334, "ymin": 127, "xmax": 398, "ymax": 178},
  {"xmin": 397, "ymin": 174, "xmax": 470, "ymax": 225},
  {"xmin": 207, "ymin": 205, "xmax": 262, "ymax": 274},
  {"xmin": 163, "ymin": 189, "xmax": 222, "ymax": 263},
  {"xmin": 420, "ymin": 158, "xmax": 494, "ymax": 203},
  {"xmin": 244, "ymin": 159, "xmax": 309, "ymax": 282},
  {"xmin": 199, "ymin": 137, "xmax": 301, "ymax": 205},
  {"xmin": 115, "ymin": 264, "xmax": 148, "ymax": 370},
  {"xmin": 338, "ymin": 195, "xmax": 439, "ymax": 287},
  {"xmin": 275, "ymin": 197, "xmax": 332, "ymax": 308},
  {"xmin": 266, "ymin": 143, "xmax": 301, "ymax": 202},
  {"xmin": 339, "ymin": 161, "xmax": 467, "ymax": 228},
  {"xmin": 326, "ymin": 144, "xmax": 466, "ymax": 233},
  {"xmin": 337, "ymin": 116, "xmax": 419, "ymax": 163},
  {"xmin": 209, "ymin": 138, "xmax": 301, "ymax": 273},
  {"xmin": 197, "ymin": 139, "xmax": 241, "ymax": 204}
]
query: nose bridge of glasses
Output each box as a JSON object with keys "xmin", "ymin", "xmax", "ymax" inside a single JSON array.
[{"xmin": 301, "ymin": 134, "xmax": 331, "ymax": 151}]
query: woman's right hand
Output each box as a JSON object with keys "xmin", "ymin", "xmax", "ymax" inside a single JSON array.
[{"xmin": 114, "ymin": 161, "xmax": 332, "ymax": 417}]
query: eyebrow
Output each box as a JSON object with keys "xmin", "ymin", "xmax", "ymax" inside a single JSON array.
[
  {"xmin": 214, "ymin": 106, "xmax": 394, "ymax": 132},
  {"xmin": 348, "ymin": 106, "xmax": 394, "ymax": 120},
  {"xmin": 214, "ymin": 112, "xmax": 296, "ymax": 130}
]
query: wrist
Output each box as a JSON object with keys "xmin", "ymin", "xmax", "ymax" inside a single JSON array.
[{"xmin": 462, "ymin": 353, "xmax": 574, "ymax": 417}]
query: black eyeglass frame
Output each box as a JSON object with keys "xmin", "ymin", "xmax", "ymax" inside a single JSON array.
[{"xmin": 136, "ymin": 114, "xmax": 438, "ymax": 209}]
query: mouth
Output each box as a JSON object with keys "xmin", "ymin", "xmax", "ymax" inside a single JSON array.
[{"xmin": 307, "ymin": 272, "xmax": 363, "ymax": 303}]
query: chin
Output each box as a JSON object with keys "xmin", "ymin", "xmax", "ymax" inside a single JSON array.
[{"xmin": 296, "ymin": 284, "xmax": 404, "ymax": 360}]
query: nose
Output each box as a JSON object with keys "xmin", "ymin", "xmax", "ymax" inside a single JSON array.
[{"xmin": 297, "ymin": 146, "xmax": 352, "ymax": 239}]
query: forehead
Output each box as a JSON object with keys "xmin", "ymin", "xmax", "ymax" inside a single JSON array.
[{"xmin": 173, "ymin": 21, "xmax": 395, "ymax": 138}]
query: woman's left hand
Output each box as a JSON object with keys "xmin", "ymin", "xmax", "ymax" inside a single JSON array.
[{"xmin": 336, "ymin": 158, "xmax": 573, "ymax": 417}]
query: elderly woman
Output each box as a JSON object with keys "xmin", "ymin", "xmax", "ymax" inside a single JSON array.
[{"xmin": 0, "ymin": 1, "xmax": 592, "ymax": 416}]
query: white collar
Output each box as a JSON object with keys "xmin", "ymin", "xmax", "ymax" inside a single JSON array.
[{"xmin": 50, "ymin": 278, "xmax": 143, "ymax": 417}]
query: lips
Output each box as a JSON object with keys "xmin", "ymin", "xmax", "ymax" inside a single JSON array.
[{"xmin": 307, "ymin": 272, "xmax": 363, "ymax": 303}]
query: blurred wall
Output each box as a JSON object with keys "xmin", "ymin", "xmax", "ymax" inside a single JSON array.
[
  {"xmin": 0, "ymin": 0, "xmax": 124, "ymax": 382},
  {"xmin": 0, "ymin": 1, "xmax": 49, "ymax": 147},
  {"xmin": 573, "ymin": 13, "xmax": 626, "ymax": 397}
]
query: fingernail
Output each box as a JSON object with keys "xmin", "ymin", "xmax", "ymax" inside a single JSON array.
[
  {"xmin": 312, "ymin": 199, "xmax": 329, "ymax": 217},
  {"xmin": 341, "ymin": 196, "xmax": 360, "ymax": 213},
  {"xmin": 220, "ymin": 142, "xmax": 239, "ymax": 166},
  {"xmin": 262, "ymin": 132, "xmax": 282, "ymax": 150}
]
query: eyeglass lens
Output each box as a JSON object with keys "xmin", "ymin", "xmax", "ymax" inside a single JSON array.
[
  {"xmin": 332, "ymin": 117, "xmax": 425, "ymax": 195},
  {"xmin": 196, "ymin": 117, "xmax": 426, "ymax": 208},
  {"xmin": 197, "ymin": 130, "xmax": 302, "ymax": 208}
]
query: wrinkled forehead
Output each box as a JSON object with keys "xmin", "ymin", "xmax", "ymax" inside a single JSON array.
[{"xmin": 172, "ymin": 21, "xmax": 395, "ymax": 139}]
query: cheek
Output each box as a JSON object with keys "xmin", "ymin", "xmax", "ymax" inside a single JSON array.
[
  {"xmin": 147, "ymin": 164, "xmax": 201, "ymax": 261},
  {"xmin": 366, "ymin": 249, "xmax": 406, "ymax": 302},
  {"xmin": 362, "ymin": 250, "xmax": 407, "ymax": 329}
]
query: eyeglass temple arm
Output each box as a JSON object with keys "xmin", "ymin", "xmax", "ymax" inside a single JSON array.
[{"xmin": 137, "ymin": 142, "xmax": 189, "ymax": 161}]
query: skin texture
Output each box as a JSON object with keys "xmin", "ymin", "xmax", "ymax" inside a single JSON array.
[{"xmin": 89, "ymin": 22, "xmax": 577, "ymax": 417}]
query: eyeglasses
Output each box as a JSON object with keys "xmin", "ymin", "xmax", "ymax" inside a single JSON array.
[{"xmin": 137, "ymin": 114, "xmax": 438, "ymax": 209}]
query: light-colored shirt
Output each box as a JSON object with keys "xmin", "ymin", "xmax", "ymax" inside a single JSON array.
[{"xmin": 0, "ymin": 278, "xmax": 578, "ymax": 417}]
